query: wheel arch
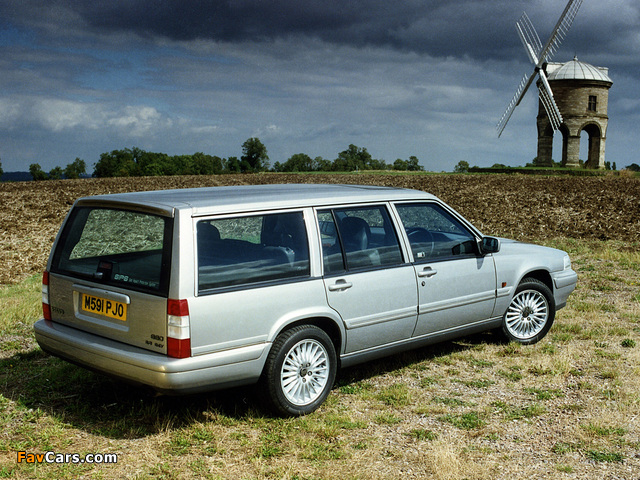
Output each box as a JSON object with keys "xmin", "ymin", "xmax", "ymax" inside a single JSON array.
[
  {"xmin": 519, "ymin": 269, "xmax": 553, "ymax": 293},
  {"xmin": 269, "ymin": 315, "xmax": 344, "ymax": 359}
]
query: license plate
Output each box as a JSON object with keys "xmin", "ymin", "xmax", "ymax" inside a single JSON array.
[{"xmin": 82, "ymin": 294, "xmax": 127, "ymax": 321}]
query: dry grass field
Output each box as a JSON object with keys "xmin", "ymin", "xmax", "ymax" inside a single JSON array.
[{"xmin": 0, "ymin": 172, "xmax": 639, "ymax": 479}]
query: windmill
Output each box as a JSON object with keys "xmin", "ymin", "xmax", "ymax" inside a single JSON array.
[{"xmin": 497, "ymin": 0, "xmax": 583, "ymax": 137}]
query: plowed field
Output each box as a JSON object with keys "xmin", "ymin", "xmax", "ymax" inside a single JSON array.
[{"xmin": 1, "ymin": 173, "xmax": 638, "ymax": 284}]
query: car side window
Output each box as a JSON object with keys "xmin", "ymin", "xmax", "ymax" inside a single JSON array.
[
  {"xmin": 197, "ymin": 211, "xmax": 310, "ymax": 291},
  {"xmin": 318, "ymin": 205, "xmax": 403, "ymax": 272},
  {"xmin": 317, "ymin": 211, "xmax": 346, "ymax": 274},
  {"xmin": 395, "ymin": 203, "xmax": 478, "ymax": 262}
]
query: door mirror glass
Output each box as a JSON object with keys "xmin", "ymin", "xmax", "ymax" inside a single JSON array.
[{"xmin": 480, "ymin": 236, "xmax": 500, "ymax": 254}]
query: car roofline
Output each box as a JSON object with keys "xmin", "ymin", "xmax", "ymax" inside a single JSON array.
[{"xmin": 74, "ymin": 183, "xmax": 437, "ymax": 216}]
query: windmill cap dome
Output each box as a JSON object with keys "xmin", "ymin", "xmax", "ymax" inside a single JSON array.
[{"xmin": 546, "ymin": 57, "xmax": 612, "ymax": 83}]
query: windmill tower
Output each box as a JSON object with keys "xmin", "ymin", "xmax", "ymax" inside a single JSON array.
[
  {"xmin": 496, "ymin": 0, "xmax": 611, "ymax": 168},
  {"xmin": 537, "ymin": 58, "xmax": 612, "ymax": 168}
]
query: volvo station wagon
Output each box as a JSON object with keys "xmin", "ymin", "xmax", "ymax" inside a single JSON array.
[{"xmin": 34, "ymin": 184, "xmax": 577, "ymax": 415}]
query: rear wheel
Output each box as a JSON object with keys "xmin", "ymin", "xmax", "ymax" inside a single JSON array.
[
  {"xmin": 502, "ymin": 277, "xmax": 555, "ymax": 345},
  {"xmin": 262, "ymin": 325, "xmax": 337, "ymax": 416}
]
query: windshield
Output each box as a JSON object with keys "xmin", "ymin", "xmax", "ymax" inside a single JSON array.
[{"xmin": 51, "ymin": 206, "xmax": 172, "ymax": 295}]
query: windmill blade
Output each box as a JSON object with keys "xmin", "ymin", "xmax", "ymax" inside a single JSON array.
[
  {"xmin": 516, "ymin": 12, "xmax": 543, "ymax": 65},
  {"xmin": 538, "ymin": 0, "xmax": 583, "ymax": 64},
  {"xmin": 537, "ymin": 70, "xmax": 563, "ymax": 130},
  {"xmin": 497, "ymin": 71, "xmax": 537, "ymax": 137},
  {"xmin": 497, "ymin": 0, "xmax": 582, "ymax": 137}
]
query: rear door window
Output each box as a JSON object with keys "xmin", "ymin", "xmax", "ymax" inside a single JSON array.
[
  {"xmin": 318, "ymin": 205, "xmax": 403, "ymax": 272},
  {"xmin": 197, "ymin": 211, "xmax": 310, "ymax": 291},
  {"xmin": 51, "ymin": 207, "xmax": 172, "ymax": 295}
]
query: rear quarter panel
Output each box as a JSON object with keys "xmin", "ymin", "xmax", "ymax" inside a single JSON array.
[{"xmin": 188, "ymin": 279, "xmax": 335, "ymax": 355}]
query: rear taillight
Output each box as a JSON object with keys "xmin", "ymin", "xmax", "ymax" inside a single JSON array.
[
  {"xmin": 42, "ymin": 271, "xmax": 52, "ymax": 322},
  {"xmin": 167, "ymin": 299, "xmax": 190, "ymax": 358}
]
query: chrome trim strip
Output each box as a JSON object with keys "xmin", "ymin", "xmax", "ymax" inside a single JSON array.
[
  {"xmin": 345, "ymin": 306, "xmax": 418, "ymax": 329},
  {"xmin": 419, "ymin": 291, "xmax": 495, "ymax": 314}
]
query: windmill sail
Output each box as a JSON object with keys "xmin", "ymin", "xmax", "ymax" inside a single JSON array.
[
  {"xmin": 516, "ymin": 12, "xmax": 543, "ymax": 65},
  {"xmin": 497, "ymin": 0, "xmax": 583, "ymax": 136},
  {"xmin": 497, "ymin": 73, "xmax": 535, "ymax": 137},
  {"xmin": 537, "ymin": 71, "xmax": 563, "ymax": 130},
  {"xmin": 538, "ymin": 0, "xmax": 584, "ymax": 64}
]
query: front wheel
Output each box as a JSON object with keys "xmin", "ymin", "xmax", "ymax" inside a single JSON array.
[
  {"xmin": 502, "ymin": 277, "xmax": 555, "ymax": 345},
  {"xmin": 262, "ymin": 325, "xmax": 337, "ymax": 416}
]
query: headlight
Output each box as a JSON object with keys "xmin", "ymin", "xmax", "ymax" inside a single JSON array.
[{"xmin": 563, "ymin": 254, "xmax": 571, "ymax": 270}]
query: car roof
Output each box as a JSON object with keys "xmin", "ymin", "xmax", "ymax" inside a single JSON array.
[{"xmin": 75, "ymin": 183, "xmax": 437, "ymax": 216}]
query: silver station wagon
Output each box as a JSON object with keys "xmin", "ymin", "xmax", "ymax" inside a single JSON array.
[{"xmin": 34, "ymin": 184, "xmax": 577, "ymax": 415}]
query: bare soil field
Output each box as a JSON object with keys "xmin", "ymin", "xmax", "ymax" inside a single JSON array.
[{"xmin": 1, "ymin": 172, "xmax": 639, "ymax": 285}]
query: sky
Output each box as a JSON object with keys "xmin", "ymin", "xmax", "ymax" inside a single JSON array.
[{"xmin": 0, "ymin": 0, "xmax": 639, "ymax": 173}]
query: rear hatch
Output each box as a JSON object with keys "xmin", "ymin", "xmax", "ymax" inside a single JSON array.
[{"xmin": 48, "ymin": 203, "xmax": 173, "ymax": 354}]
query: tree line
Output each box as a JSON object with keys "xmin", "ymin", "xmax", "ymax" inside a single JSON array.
[{"xmin": 23, "ymin": 137, "xmax": 423, "ymax": 180}]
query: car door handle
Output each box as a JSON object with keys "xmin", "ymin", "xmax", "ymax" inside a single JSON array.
[
  {"xmin": 418, "ymin": 267, "xmax": 437, "ymax": 278},
  {"xmin": 328, "ymin": 280, "xmax": 353, "ymax": 291}
]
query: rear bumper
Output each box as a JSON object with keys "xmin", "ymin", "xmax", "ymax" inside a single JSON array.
[
  {"xmin": 34, "ymin": 319, "xmax": 269, "ymax": 394},
  {"xmin": 551, "ymin": 268, "xmax": 578, "ymax": 310}
]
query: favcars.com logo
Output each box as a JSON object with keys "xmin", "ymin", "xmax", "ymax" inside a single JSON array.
[{"xmin": 17, "ymin": 451, "xmax": 118, "ymax": 464}]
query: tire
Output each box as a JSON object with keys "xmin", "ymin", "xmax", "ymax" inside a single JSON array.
[
  {"xmin": 262, "ymin": 325, "xmax": 337, "ymax": 416},
  {"xmin": 502, "ymin": 277, "xmax": 555, "ymax": 345}
]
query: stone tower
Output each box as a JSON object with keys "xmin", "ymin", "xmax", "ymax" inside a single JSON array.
[{"xmin": 536, "ymin": 57, "xmax": 613, "ymax": 168}]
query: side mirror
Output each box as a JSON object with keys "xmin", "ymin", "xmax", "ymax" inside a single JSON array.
[{"xmin": 479, "ymin": 236, "xmax": 500, "ymax": 255}]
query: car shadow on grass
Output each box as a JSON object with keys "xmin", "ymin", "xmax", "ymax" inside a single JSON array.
[
  {"xmin": 0, "ymin": 348, "xmax": 261, "ymax": 439},
  {"xmin": 336, "ymin": 330, "xmax": 501, "ymax": 387},
  {"xmin": 0, "ymin": 330, "xmax": 501, "ymax": 438}
]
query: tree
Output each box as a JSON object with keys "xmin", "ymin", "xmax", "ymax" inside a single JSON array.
[
  {"xmin": 279, "ymin": 153, "xmax": 316, "ymax": 172},
  {"xmin": 0, "ymin": 156, "xmax": 3, "ymax": 179},
  {"xmin": 225, "ymin": 156, "xmax": 241, "ymax": 173},
  {"xmin": 393, "ymin": 158, "xmax": 408, "ymax": 171},
  {"xmin": 93, "ymin": 148, "xmax": 137, "ymax": 177},
  {"xmin": 393, "ymin": 156, "xmax": 424, "ymax": 172},
  {"xmin": 211, "ymin": 156, "xmax": 223, "ymax": 175},
  {"xmin": 48, "ymin": 166, "xmax": 63, "ymax": 180},
  {"xmin": 333, "ymin": 144, "xmax": 373, "ymax": 171},
  {"xmin": 369, "ymin": 158, "xmax": 387, "ymax": 170},
  {"xmin": 315, "ymin": 157, "xmax": 332, "ymax": 172},
  {"xmin": 240, "ymin": 137, "xmax": 269, "ymax": 173},
  {"xmin": 626, "ymin": 163, "xmax": 640, "ymax": 172},
  {"xmin": 453, "ymin": 160, "xmax": 469, "ymax": 173},
  {"xmin": 64, "ymin": 158, "xmax": 86, "ymax": 179},
  {"xmin": 137, "ymin": 151, "xmax": 171, "ymax": 176},
  {"xmin": 29, "ymin": 163, "xmax": 48, "ymax": 181},
  {"xmin": 406, "ymin": 156, "xmax": 423, "ymax": 171}
]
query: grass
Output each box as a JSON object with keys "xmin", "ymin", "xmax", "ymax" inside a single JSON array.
[
  {"xmin": 438, "ymin": 412, "xmax": 486, "ymax": 430},
  {"xmin": 0, "ymin": 274, "xmax": 41, "ymax": 340},
  {"xmin": 0, "ymin": 238, "xmax": 639, "ymax": 478}
]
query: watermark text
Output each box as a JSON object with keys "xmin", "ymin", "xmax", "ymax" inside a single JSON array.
[{"xmin": 17, "ymin": 451, "xmax": 118, "ymax": 465}]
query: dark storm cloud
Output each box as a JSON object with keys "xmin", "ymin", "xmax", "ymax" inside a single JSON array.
[
  {"xmin": 74, "ymin": 0, "xmax": 363, "ymax": 42},
  {"xmin": 4, "ymin": 0, "xmax": 636, "ymax": 66},
  {"xmin": 4, "ymin": 0, "xmax": 539, "ymax": 59}
]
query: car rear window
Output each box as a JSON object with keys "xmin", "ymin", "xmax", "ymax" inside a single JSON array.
[{"xmin": 51, "ymin": 207, "xmax": 172, "ymax": 295}]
